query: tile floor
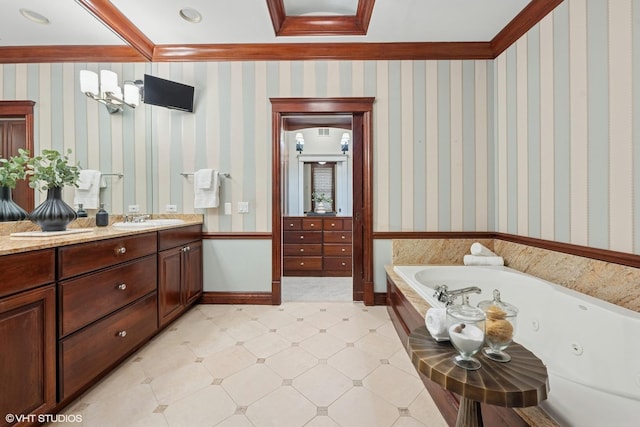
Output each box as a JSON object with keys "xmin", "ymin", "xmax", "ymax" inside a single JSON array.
[{"xmin": 53, "ymin": 301, "xmax": 447, "ymax": 427}]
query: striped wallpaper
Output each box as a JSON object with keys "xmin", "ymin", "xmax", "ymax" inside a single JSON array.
[{"xmin": 0, "ymin": 0, "xmax": 637, "ymax": 255}]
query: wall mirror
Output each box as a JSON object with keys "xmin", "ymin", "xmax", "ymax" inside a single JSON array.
[{"xmin": 282, "ymin": 114, "xmax": 352, "ymax": 217}]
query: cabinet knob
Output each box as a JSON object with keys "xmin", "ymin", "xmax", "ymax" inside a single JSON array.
[
  {"xmin": 341, "ymin": 235, "xmax": 345, "ymax": 239},
  {"xmin": 341, "ymin": 262, "xmax": 346, "ymax": 266},
  {"xmin": 331, "ymin": 223, "xmax": 336, "ymax": 227},
  {"xmin": 310, "ymin": 223, "xmax": 315, "ymax": 227},
  {"xmin": 300, "ymin": 248, "xmax": 304, "ymax": 252},
  {"xmin": 115, "ymin": 246, "xmax": 127, "ymax": 255},
  {"xmin": 341, "ymin": 248, "xmax": 346, "ymax": 252},
  {"xmin": 182, "ymin": 246, "xmax": 191, "ymax": 252},
  {"xmin": 117, "ymin": 331, "xmax": 127, "ymax": 338},
  {"xmin": 300, "ymin": 235, "xmax": 304, "ymax": 239},
  {"xmin": 289, "ymin": 223, "xmax": 294, "ymax": 227},
  {"xmin": 300, "ymin": 262, "xmax": 304, "ymax": 266},
  {"xmin": 117, "ymin": 283, "xmax": 127, "ymax": 291}
]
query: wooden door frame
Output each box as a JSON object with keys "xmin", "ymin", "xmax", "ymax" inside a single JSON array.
[
  {"xmin": 270, "ymin": 97, "xmax": 375, "ymax": 305},
  {"xmin": 0, "ymin": 100, "xmax": 35, "ymax": 213}
]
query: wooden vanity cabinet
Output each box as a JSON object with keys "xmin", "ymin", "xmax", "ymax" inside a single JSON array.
[
  {"xmin": 322, "ymin": 218, "xmax": 352, "ymax": 277},
  {"xmin": 158, "ymin": 225, "xmax": 203, "ymax": 328},
  {"xmin": 57, "ymin": 233, "xmax": 159, "ymax": 401},
  {"xmin": 0, "ymin": 250, "xmax": 56, "ymax": 427}
]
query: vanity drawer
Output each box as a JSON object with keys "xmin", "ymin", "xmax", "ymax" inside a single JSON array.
[
  {"xmin": 283, "ymin": 244, "xmax": 322, "ymax": 256},
  {"xmin": 283, "ymin": 256, "xmax": 323, "ymax": 271},
  {"xmin": 302, "ymin": 218, "xmax": 323, "ymax": 230},
  {"xmin": 0, "ymin": 249, "xmax": 55, "ymax": 298},
  {"xmin": 283, "ymin": 231, "xmax": 322, "ymax": 244},
  {"xmin": 283, "ymin": 218, "xmax": 303, "ymax": 230},
  {"xmin": 58, "ymin": 233, "xmax": 157, "ymax": 280},
  {"xmin": 59, "ymin": 292, "xmax": 158, "ymax": 400},
  {"xmin": 324, "ymin": 257, "xmax": 352, "ymax": 271},
  {"xmin": 158, "ymin": 224, "xmax": 202, "ymax": 251},
  {"xmin": 58, "ymin": 255, "xmax": 157, "ymax": 337},
  {"xmin": 324, "ymin": 244, "xmax": 352, "ymax": 257},
  {"xmin": 323, "ymin": 218, "xmax": 352, "ymax": 230},
  {"xmin": 323, "ymin": 231, "xmax": 352, "ymax": 244}
]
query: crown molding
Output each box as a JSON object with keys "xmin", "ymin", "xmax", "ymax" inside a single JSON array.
[{"xmin": 0, "ymin": 46, "xmax": 145, "ymax": 64}]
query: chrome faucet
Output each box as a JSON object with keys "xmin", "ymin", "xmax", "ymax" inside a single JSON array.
[
  {"xmin": 433, "ymin": 284, "xmax": 482, "ymax": 306},
  {"xmin": 124, "ymin": 214, "xmax": 150, "ymax": 223}
]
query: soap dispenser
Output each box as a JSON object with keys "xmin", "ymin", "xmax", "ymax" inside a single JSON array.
[
  {"xmin": 96, "ymin": 203, "xmax": 109, "ymax": 227},
  {"xmin": 76, "ymin": 203, "xmax": 88, "ymax": 218}
]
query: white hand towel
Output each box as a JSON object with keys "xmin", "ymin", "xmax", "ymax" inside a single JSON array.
[
  {"xmin": 425, "ymin": 308, "xmax": 449, "ymax": 341},
  {"xmin": 470, "ymin": 242, "xmax": 498, "ymax": 257},
  {"xmin": 195, "ymin": 168, "xmax": 214, "ymax": 189},
  {"xmin": 194, "ymin": 169, "xmax": 220, "ymax": 209},
  {"xmin": 74, "ymin": 170, "xmax": 101, "ymax": 209},
  {"xmin": 463, "ymin": 254, "xmax": 504, "ymax": 266}
]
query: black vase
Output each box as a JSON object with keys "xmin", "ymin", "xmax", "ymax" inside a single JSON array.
[
  {"xmin": 0, "ymin": 186, "xmax": 28, "ymax": 222},
  {"xmin": 30, "ymin": 187, "xmax": 77, "ymax": 232}
]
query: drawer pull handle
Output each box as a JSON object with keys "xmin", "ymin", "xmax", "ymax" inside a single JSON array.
[
  {"xmin": 115, "ymin": 246, "xmax": 127, "ymax": 255},
  {"xmin": 300, "ymin": 248, "xmax": 304, "ymax": 252},
  {"xmin": 341, "ymin": 235, "xmax": 345, "ymax": 239},
  {"xmin": 300, "ymin": 236, "xmax": 304, "ymax": 239},
  {"xmin": 310, "ymin": 223, "xmax": 315, "ymax": 227},
  {"xmin": 341, "ymin": 262, "xmax": 346, "ymax": 266},
  {"xmin": 331, "ymin": 223, "xmax": 336, "ymax": 227},
  {"xmin": 117, "ymin": 331, "xmax": 127, "ymax": 338},
  {"xmin": 182, "ymin": 246, "xmax": 191, "ymax": 252},
  {"xmin": 300, "ymin": 262, "xmax": 304, "ymax": 266},
  {"xmin": 117, "ymin": 283, "xmax": 127, "ymax": 291},
  {"xmin": 341, "ymin": 248, "xmax": 346, "ymax": 252},
  {"xmin": 289, "ymin": 223, "xmax": 294, "ymax": 227}
]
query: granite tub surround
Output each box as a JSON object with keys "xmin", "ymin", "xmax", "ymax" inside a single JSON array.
[
  {"xmin": 392, "ymin": 238, "xmax": 640, "ymax": 314},
  {"xmin": 392, "ymin": 238, "xmax": 495, "ymax": 265},
  {"xmin": 0, "ymin": 214, "xmax": 203, "ymax": 256}
]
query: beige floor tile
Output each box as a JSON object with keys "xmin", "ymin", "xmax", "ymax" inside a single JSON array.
[
  {"xmin": 245, "ymin": 386, "xmax": 316, "ymax": 427},
  {"xmin": 150, "ymin": 362, "xmax": 213, "ymax": 405},
  {"xmin": 355, "ymin": 330, "xmax": 404, "ymax": 359},
  {"xmin": 276, "ymin": 320, "xmax": 320, "ymax": 342},
  {"xmin": 243, "ymin": 331, "xmax": 291, "ymax": 358},
  {"xmin": 81, "ymin": 383, "xmax": 159, "ymax": 427},
  {"xmin": 215, "ymin": 415, "xmax": 255, "ymax": 426},
  {"xmin": 329, "ymin": 387, "xmax": 400, "ymax": 427},
  {"xmin": 224, "ymin": 319, "xmax": 270, "ymax": 341},
  {"xmin": 265, "ymin": 346, "xmax": 318, "ymax": 379},
  {"xmin": 363, "ymin": 364, "xmax": 425, "ymax": 407},
  {"xmin": 293, "ymin": 364, "xmax": 352, "ymax": 406},
  {"xmin": 407, "ymin": 390, "xmax": 448, "ymax": 427},
  {"xmin": 392, "ymin": 416, "xmax": 428, "ymax": 427},
  {"xmin": 208, "ymin": 310, "xmax": 254, "ymax": 329},
  {"xmin": 327, "ymin": 320, "xmax": 372, "ymax": 342},
  {"xmin": 186, "ymin": 329, "xmax": 237, "ymax": 358},
  {"xmin": 327, "ymin": 346, "xmax": 382, "ymax": 380},
  {"xmin": 299, "ymin": 332, "xmax": 346, "ymax": 359},
  {"xmin": 377, "ymin": 321, "xmax": 405, "ymax": 340},
  {"xmin": 254, "ymin": 309, "xmax": 298, "ymax": 329},
  {"xmin": 389, "ymin": 348, "xmax": 421, "ymax": 376},
  {"xmin": 304, "ymin": 310, "xmax": 346, "ymax": 329},
  {"xmin": 138, "ymin": 343, "xmax": 196, "ymax": 379},
  {"xmin": 78, "ymin": 358, "xmax": 148, "ymax": 404},
  {"xmin": 202, "ymin": 345, "xmax": 257, "ymax": 379},
  {"xmin": 304, "ymin": 416, "xmax": 341, "ymax": 427},
  {"xmin": 222, "ymin": 364, "xmax": 282, "ymax": 406},
  {"xmin": 162, "ymin": 385, "xmax": 236, "ymax": 426}
]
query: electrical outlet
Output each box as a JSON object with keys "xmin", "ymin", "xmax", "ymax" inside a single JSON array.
[
  {"xmin": 165, "ymin": 204, "xmax": 177, "ymax": 213},
  {"xmin": 238, "ymin": 201, "xmax": 249, "ymax": 213},
  {"xmin": 224, "ymin": 202, "xmax": 232, "ymax": 215},
  {"xmin": 128, "ymin": 204, "xmax": 140, "ymax": 213}
]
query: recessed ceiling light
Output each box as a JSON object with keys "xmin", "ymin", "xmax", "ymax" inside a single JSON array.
[
  {"xmin": 179, "ymin": 7, "xmax": 202, "ymax": 24},
  {"xmin": 19, "ymin": 8, "xmax": 50, "ymax": 25}
]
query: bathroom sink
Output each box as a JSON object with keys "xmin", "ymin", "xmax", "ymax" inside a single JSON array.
[{"xmin": 112, "ymin": 219, "xmax": 185, "ymax": 229}]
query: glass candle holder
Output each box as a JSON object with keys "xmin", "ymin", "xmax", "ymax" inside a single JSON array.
[
  {"xmin": 478, "ymin": 289, "xmax": 519, "ymax": 362},
  {"xmin": 447, "ymin": 296, "xmax": 486, "ymax": 370}
]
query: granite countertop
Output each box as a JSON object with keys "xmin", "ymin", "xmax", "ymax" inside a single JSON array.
[{"xmin": 0, "ymin": 214, "xmax": 204, "ymax": 256}]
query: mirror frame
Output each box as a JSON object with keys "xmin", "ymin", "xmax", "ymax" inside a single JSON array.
[{"xmin": 0, "ymin": 101, "xmax": 35, "ymax": 213}]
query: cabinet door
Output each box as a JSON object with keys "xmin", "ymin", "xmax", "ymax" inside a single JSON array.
[
  {"xmin": 158, "ymin": 247, "xmax": 183, "ymax": 327},
  {"xmin": 184, "ymin": 240, "xmax": 203, "ymax": 306},
  {"xmin": 0, "ymin": 285, "xmax": 56, "ymax": 424}
]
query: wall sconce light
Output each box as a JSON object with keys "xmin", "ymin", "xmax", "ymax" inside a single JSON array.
[
  {"xmin": 341, "ymin": 132, "xmax": 350, "ymax": 154},
  {"xmin": 295, "ymin": 132, "xmax": 305, "ymax": 154},
  {"xmin": 80, "ymin": 70, "xmax": 143, "ymax": 114}
]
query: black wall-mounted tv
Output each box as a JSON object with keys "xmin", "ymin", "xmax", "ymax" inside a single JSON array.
[{"xmin": 143, "ymin": 74, "xmax": 195, "ymax": 112}]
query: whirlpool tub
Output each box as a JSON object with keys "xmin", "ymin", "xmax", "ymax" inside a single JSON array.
[{"xmin": 393, "ymin": 265, "xmax": 640, "ymax": 427}]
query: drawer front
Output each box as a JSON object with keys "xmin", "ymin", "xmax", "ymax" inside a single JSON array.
[
  {"xmin": 324, "ymin": 244, "xmax": 352, "ymax": 257},
  {"xmin": 283, "ymin": 256, "xmax": 323, "ymax": 271},
  {"xmin": 302, "ymin": 218, "xmax": 323, "ymax": 230},
  {"xmin": 59, "ymin": 255, "xmax": 157, "ymax": 337},
  {"xmin": 323, "ymin": 218, "xmax": 343, "ymax": 230},
  {"xmin": 58, "ymin": 233, "xmax": 157, "ymax": 280},
  {"xmin": 342, "ymin": 218, "xmax": 353, "ymax": 230},
  {"xmin": 0, "ymin": 249, "xmax": 55, "ymax": 298},
  {"xmin": 283, "ymin": 244, "xmax": 322, "ymax": 256},
  {"xmin": 158, "ymin": 224, "xmax": 202, "ymax": 251},
  {"xmin": 324, "ymin": 257, "xmax": 352, "ymax": 271},
  {"xmin": 283, "ymin": 218, "xmax": 303, "ymax": 231},
  {"xmin": 323, "ymin": 231, "xmax": 352, "ymax": 244},
  {"xmin": 283, "ymin": 231, "xmax": 322, "ymax": 244},
  {"xmin": 59, "ymin": 292, "xmax": 158, "ymax": 400}
]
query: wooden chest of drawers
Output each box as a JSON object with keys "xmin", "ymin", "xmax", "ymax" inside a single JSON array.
[{"xmin": 283, "ymin": 216, "xmax": 352, "ymax": 276}]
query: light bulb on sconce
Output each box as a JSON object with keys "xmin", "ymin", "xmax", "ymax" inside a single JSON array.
[
  {"xmin": 295, "ymin": 132, "xmax": 305, "ymax": 154},
  {"xmin": 80, "ymin": 69, "xmax": 143, "ymax": 114},
  {"xmin": 341, "ymin": 132, "xmax": 350, "ymax": 154}
]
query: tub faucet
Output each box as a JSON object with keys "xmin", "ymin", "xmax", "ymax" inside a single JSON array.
[{"xmin": 433, "ymin": 285, "xmax": 482, "ymax": 306}]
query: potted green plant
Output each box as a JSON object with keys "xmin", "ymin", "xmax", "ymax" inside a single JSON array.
[
  {"xmin": 312, "ymin": 192, "xmax": 333, "ymax": 214},
  {"xmin": 27, "ymin": 149, "xmax": 80, "ymax": 231},
  {"xmin": 0, "ymin": 148, "xmax": 30, "ymax": 221}
]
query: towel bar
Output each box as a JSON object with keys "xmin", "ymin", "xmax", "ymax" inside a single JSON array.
[
  {"xmin": 180, "ymin": 172, "xmax": 230, "ymax": 178},
  {"xmin": 102, "ymin": 173, "xmax": 124, "ymax": 178}
]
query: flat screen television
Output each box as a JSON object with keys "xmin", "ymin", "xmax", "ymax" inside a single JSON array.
[{"xmin": 143, "ymin": 74, "xmax": 195, "ymax": 112}]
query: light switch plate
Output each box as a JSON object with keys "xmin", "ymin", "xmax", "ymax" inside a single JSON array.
[
  {"xmin": 224, "ymin": 202, "xmax": 232, "ymax": 215},
  {"xmin": 128, "ymin": 204, "xmax": 140, "ymax": 213},
  {"xmin": 238, "ymin": 201, "xmax": 249, "ymax": 213}
]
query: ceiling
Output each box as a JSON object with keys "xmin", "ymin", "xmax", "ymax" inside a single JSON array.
[{"xmin": 0, "ymin": 0, "xmax": 562, "ymax": 63}]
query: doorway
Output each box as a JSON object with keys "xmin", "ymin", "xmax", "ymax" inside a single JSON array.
[{"xmin": 270, "ymin": 98, "xmax": 375, "ymax": 305}]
